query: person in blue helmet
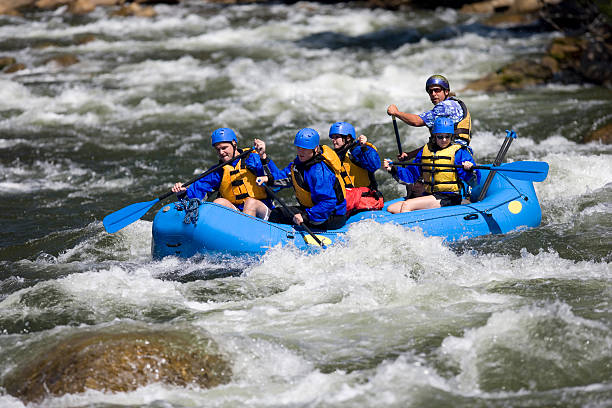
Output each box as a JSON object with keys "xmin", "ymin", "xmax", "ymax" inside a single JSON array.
[
  {"xmin": 171, "ymin": 127, "xmax": 274, "ymax": 219},
  {"xmin": 255, "ymin": 128, "xmax": 347, "ymax": 230},
  {"xmin": 383, "ymin": 116, "xmax": 480, "ymax": 213},
  {"xmin": 387, "ymin": 74, "xmax": 472, "ymax": 158},
  {"xmin": 328, "ymin": 121, "xmax": 384, "ymax": 214}
]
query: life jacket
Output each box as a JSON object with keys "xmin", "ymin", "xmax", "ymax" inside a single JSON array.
[
  {"xmin": 337, "ymin": 142, "xmax": 380, "ymax": 190},
  {"xmin": 291, "ymin": 145, "xmax": 346, "ymax": 208},
  {"xmin": 218, "ymin": 149, "xmax": 267, "ymax": 205},
  {"xmin": 420, "ymin": 143, "xmax": 463, "ymax": 194},
  {"xmin": 448, "ymin": 96, "xmax": 472, "ymax": 145}
]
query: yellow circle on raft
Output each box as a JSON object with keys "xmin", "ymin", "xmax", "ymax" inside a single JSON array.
[
  {"xmin": 508, "ymin": 200, "xmax": 523, "ymax": 214},
  {"xmin": 303, "ymin": 234, "xmax": 332, "ymax": 246}
]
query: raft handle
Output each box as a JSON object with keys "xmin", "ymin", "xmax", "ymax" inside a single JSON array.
[{"xmin": 464, "ymin": 214, "xmax": 479, "ymax": 220}]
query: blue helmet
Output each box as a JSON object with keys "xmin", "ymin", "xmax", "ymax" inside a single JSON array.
[
  {"xmin": 294, "ymin": 128, "xmax": 320, "ymax": 149},
  {"xmin": 425, "ymin": 74, "xmax": 450, "ymax": 92},
  {"xmin": 329, "ymin": 121, "xmax": 356, "ymax": 139},
  {"xmin": 211, "ymin": 127, "xmax": 237, "ymax": 145},
  {"xmin": 432, "ymin": 116, "xmax": 455, "ymax": 135}
]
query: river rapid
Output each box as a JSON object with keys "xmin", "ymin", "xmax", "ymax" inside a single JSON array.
[{"xmin": 1, "ymin": 2, "xmax": 611, "ymax": 407}]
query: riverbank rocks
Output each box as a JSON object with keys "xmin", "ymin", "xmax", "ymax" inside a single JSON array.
[{"xmin": 2, "ymin": 328, "xmax": 232, "ymax": 403}]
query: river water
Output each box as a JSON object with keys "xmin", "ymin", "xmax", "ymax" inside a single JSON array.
[{"xmin": 1, "ymin": 2, "xmax": 611, "ymax": 407}]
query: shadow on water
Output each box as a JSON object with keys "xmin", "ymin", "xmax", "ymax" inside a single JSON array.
[{"xmin": 297, "ymin": 22, "xmax": 550, "ymax": 50}]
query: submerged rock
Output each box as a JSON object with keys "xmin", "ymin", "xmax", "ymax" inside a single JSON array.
[{"xmin": 2, "ymin": 328, "xmax": 232, "ymax": 403}]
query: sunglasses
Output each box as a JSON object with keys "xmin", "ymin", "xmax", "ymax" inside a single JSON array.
[
  {"xmin": 435, "ymin": 134, "xmax": 452, "ymax": 140},
  {"xmin": 427, "ymin": 87, "xmax": 444, "ymax": 95},
  {"xmin": 330, "ymin": 134, "xmax": 346, "ymax": 140}
]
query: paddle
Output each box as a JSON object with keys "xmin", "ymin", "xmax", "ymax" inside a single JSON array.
[
  {"xmin": 389, "ymin": 160, "xmax": 549, "ymax": 182},
  {"xmin": 392, "ymin": 117, "xmax": 402, "ymax": 154},
  {"xmin": 103, "ymin": 147, "xmax": 256, "ymax": 234},
  {"xmin": 260, "ymin": 183, "xmax": 327, "ymax": 248},
  {"xmin": 478, "ymin": 129, "xmax": 517, "ymax": 201}
]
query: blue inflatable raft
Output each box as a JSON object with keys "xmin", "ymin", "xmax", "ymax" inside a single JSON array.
[{"xmin": 151, "ymin": 163, "xmax": 546, "ymax": 259}]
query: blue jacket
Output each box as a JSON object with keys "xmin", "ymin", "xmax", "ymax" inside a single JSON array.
[
  {"xmin": 346, "ymin": 143, "xmax": 381, "ymax": 173},
  {"xmin": 185, "ymin": 152, "xmax": 273, "ymax": 210},
  {"xmin": 393, "ymin": 145, "xmax": 480, "ymax": 194},
  {"xmin": 267, "ymin": 156, "xmax": 347, "ymax": 223}
]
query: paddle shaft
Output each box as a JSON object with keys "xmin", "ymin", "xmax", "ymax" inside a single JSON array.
[
  {"xmin": 392, "ymin": 117, "xmax": 402, "ymax": 154},
  {"xmin": 391, "ymin": 161, "xmax": 540, "ymax": 173},
  {"xmin": 261, "ymin": 184, "xmax": 326, "ymax": 248},
  {"xmin": 478, "ymin": 130, "xmax": 516, "ymax": 201}
]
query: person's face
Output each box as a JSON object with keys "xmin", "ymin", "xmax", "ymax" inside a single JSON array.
[
  {"xmin": 435, "ymin": 133, "xmax": 452, "ymax": 149},
  {"xmin": 427, "ymin": 86, "xmax": 449, "ymax": 105},
  {"xmin": 296, "ymin": 146, "xmax": 315, "ymax": 162},
  {"xmin": 214, "ymin": 142, "xmax": 236, "ymax": 161},
  {"xmin": 330, "ymin": 134, "xmax": 348, "ymax": 149}
]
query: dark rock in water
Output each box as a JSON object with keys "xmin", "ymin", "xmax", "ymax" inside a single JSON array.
[
  {"xmin": 4, "ymin": 63, "xmax": 26, "ymax": 73},
  {"xmin": 44, "ymin": 54, "xmax": 80, "ymax": 67},
  {"xmin": 0, "ymin": 56, "xmax": 16, "ymax": 70},
  {"xmin": 583, "ymin": 122, "xmax": 612, "ymax": 144},
  {"xmin": 464, "ymin": 58, "xmax": 553, "ymax": 91},
  {"xmin": 2, "ymin": 327, "xmax": 232, "ymax": 403}
]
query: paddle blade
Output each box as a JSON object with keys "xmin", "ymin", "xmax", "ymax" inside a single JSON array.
[
  {"xmin": 103, "ymin": 198, "xmax": 160, "ymax": 233},
  {"xmin": 488, "ymin": 161, "xmax": 549, "ymax": 182}
]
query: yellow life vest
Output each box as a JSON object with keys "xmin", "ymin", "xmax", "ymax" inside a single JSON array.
[
  {"xmin": 338, "ymin": 142, "xmax": 379, "ymax": 189},
  {"xmin": 218, "ymin": 149, "xmax": 267, "ymax": 205},
  {"xmin": 291, "ymin": 145, "xmax": 346, "ymax": 208},
  {"xmin": 420, "ymin": 143, "xmax": 463, "ymax": 194},
  {"xmin": 448, "ymin": 96, "xmax": 472, "ymax": 145}
]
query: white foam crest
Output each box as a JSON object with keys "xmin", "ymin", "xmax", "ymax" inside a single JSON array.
[
  {"xmin": 326, "ymin": 353, "xmax": 451, "ymax": 406},
  {"xmin": 233, "ymin": 223, "xmax": 610, "ymax": 316},
  {"xmin": 0, "ymin": 395, "xmax": 25, "ymax": 408},
  {"xmin": 536, "ymin": 151, "xmax": 612, "ymax": 202},
  {"xmin": 0, "ymin": 160, "xmax": 88, "ymax": 194},
  {"xmin": 55, "ymin": 220, "xmax": 152, "ymax": 264},
  {"xmin": 440, "ymin": 302, "xmax": 612, "ymax": 392},
  {"xmin": 106, "ymin": 56, "xmax": 217, "ymax": 87},
  {"xmin": 0, "ymin": 79, "xmax": 34, "ymax": 110},
  {"xmin": 0, "ymin": 138, "xmax": 28, "ymax": 149},
  {"xmin": 0, "ymin": 10, "xmax": 216, "ymax": 40}
]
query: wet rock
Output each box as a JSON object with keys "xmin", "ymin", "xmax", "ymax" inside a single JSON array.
[
  {"xmin": 112, "ymin": 2, "xmax": 156, "ymax": 17},
  {"xmin": 4, "ymin": 63, "xmax": 26, "ymax": 73},
  {"xmin": 34, "ymin": 0, "xmax": 70, "ymax": 9},
  {"xmin": 0, "ymin": 56, "xmax": 16, "ymax": 70},
  {"xmin": 75, "ymin": 34, "xmax": 97, "ymax": 45},
  {"xmin": 69, "ymin": 0, "xmax": 118, "ymax": 14},
  {"xmin": 2, "ymin": 328, "xmax": 232, "ymax": 403},
  {"xmin": 0, "ymin": 0, "xmax": 34, "ymax": 14},
  {"xmin": 583, "ymin": 122, "xmax": 612, "ymax": 144},
  {"xmin": 45, "ymin": 54, "xmax": 79, "ymax": 67},
  {"xmin": 464, "ymin": 58, "xmax": 553, "ymax": 92},
  {"xmin": 460, "ymin": 0, "xmax": 547, "ymax": 14}
]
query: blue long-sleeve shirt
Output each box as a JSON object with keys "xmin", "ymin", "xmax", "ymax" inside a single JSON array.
[
  {"xmin": 392, "ymin": 145, "xmax": 480, "ymax": 194},
  {"xmin": 266, "ymin": 157, "xmax": 347, "ymax": 223},
  {"xmin": 185, "ymin": 151, "xmax": 272, "ymax": 209}
]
